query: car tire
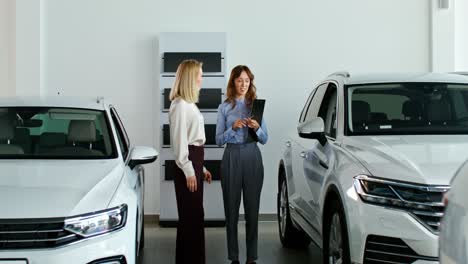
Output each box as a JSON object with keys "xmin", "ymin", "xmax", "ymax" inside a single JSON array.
[
  {"xmin": 277, "ymin": 169, "xmax": 311, "ymax": 248},
  {"xmin": 323, "ymin": 199, "xmax": 351, "ymax": 264}
]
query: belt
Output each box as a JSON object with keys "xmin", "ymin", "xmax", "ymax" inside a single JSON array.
[{"xmin": 226, "ymin": 142, "xmax": 257, "ymax": 149}]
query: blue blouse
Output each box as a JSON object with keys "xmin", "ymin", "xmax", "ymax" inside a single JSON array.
[{"xmin": 216, "ymin": 98, "xmax": 268, "ymax": 145}]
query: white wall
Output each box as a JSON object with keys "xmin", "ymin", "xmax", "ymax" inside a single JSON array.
[
  {"xmin": 0, "ymin": 0, "xmax": 15, "ymax": 97},
  {"xmin": 455, "ymin": 0, "xmax": 468, "ymax": 70},
  {"xmin": 16, "ymin": 0, "xmax": 43, "ymax": 96},
  {"xmin": 430, "ymin": 0, "xmax": 455, "ymax": 72},
  {"xmin": 44, "ymin": 0, "xmax": 430, "ymax": 215},
  {"xmin": 0, "ymin": 0, "xmax": 8, "ymax": 95}
]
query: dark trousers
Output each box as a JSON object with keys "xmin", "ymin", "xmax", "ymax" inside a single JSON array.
[
  {"xmin": 174, "ymin": 145, "xmax": 205, "ymax": 264},
  {"xmin": 221, "ymin": 142, "xmax": 264, "ymax": 262}
]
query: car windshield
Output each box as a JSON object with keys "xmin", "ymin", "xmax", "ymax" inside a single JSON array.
[
  {"xmin": 346, "ymin": 83, "xmax": 468, "ymax": 135},
  {"xmin": 0, "ymin": 107, "xmax": 117, "ymax": 159}
]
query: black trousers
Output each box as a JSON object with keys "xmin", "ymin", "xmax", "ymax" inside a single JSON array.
[
  {"xmin": 174, "ymin": 145, "xmax": 205, "ymax": 264},
  {"xmin": 221, "ymin": 142, "xmax": 264, "ymax": 262}
]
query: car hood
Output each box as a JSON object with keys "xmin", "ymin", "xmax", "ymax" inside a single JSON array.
[
  {"xmin": 0, "ymin": 159, "xmax": 124, "ymax": 218},
  {"xmin": 342, "ymin": 135, "xmax": 468, "ymax": 185}
]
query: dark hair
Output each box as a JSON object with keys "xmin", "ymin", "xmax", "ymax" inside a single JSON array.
[{"xmin": 225, "ymin": 65, "xmax": 257, "ymax": 108}]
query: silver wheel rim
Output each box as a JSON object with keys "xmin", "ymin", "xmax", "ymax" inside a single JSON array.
[
  {"xmin": 328, "ymin": 213, "xmax": 343, "ymax": 264},
  {"xmin": 280, "ymin": 181, "xmax": 288, "ymax": 238}
]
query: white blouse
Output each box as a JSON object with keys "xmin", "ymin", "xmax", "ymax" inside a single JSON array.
[{"xmin": 168, "ymin": 97, "xmax": 206, "ymax": 177}]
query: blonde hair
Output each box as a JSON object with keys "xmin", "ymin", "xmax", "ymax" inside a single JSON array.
[{"xmin": 169, "ymin": 59, "xmax": 203, "ymax": 103}]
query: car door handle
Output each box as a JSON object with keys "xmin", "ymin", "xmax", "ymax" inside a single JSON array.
[
  {"xmin": 285, "ymin": 140, "xmax": 291, "ymax": 147},
  {"xmin": 319, "ymin": 160, "xmax": 329, "ymax": 169},
  {"xmin": 300, "ymin": 151, "xmax": 307, "ymax": 159}
]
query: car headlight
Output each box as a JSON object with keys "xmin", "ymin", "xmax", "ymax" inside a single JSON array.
[
  {"xmin": 64, "ymin": 204, "xmax": 128, "ymax": 238},
  {"xmin": 354, "ymin": 175, "xmax": 449, "ymax": 233},
  {"xmin": 353, "ymin": 175, "xmax": 447, "ymax": 210}
]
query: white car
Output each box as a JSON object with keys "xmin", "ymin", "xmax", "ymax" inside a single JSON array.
[
  {"xmin": 277, "ymin": 72, "xmax": 468, "ymax": 264},
  {"xmin": 440, "ymin": 160, "xmax": 468, "ymax": 264},
  {"xmin": 0, "ymin": 97, "xmax": 158, "ymax": 264}
]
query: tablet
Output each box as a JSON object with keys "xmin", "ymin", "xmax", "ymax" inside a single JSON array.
[{"xmin": 250, "ymin": 99, "xmax": 265, "ymax": 124}]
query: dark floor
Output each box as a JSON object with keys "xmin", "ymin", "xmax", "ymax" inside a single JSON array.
[{"xmin": 141, "ymin": 221, "xmax": 321, "ymax": 263}]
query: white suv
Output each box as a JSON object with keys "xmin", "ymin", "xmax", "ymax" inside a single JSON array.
[
  {"xmin": 0, "ymin": 97, "xmax": 157, "ymax": 264},
  {"xmin": 277, "ymin": 72, "xmax": 468, "ymax": 263}
]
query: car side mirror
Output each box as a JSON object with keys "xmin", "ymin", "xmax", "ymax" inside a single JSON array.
[
  {"xmin": 128, "ymin": 146, "xmax": 158, "ymax": 169},
  {"xmin": 297, "ymin": 117, "xmax": 327, "ymax": 145}
]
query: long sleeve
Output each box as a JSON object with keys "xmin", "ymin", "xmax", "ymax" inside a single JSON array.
[
  {"xmin": 169, "ymin": 102, "xmax": 195, "ymax": 178},
  {"xmin": 216, "ymin": 103, "xmax": 236, "ymax": 146},
  {"xmin": 255, "ymin": 118, "xmax": 268, "ymax": 144}
]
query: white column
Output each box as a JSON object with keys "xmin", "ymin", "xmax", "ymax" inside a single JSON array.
[
  {"xmin": 430, "ymin": 0, "xmax": 455, "ymax": 72},
  {"xmin": 0, "ymin": 0, "xmax": 16, "ymax": 97},
  {"xmin": 15, "ymin": 0, "xmax": 46, "ymax": 96},
  {"xmin": 0, "ymin": 0, "xmax": 9, "ymax": 96},
  {"xmin": 40, "ymin": 0, "xmax": 47, "ymax": 94},
  {"xmin": 454, "ymin": 0, "xmax": 468, "ymax": 71},
  {"xmin": 9, "ymin": 0, "xmax": 16, "ymax": 96}
]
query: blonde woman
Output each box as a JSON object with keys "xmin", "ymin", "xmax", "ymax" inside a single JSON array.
[{"xmin": 169, "ymin": 59, "xmax": 212, "ymax": 264}]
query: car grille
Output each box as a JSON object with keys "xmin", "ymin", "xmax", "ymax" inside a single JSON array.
[
  {"xmin": 389, "ymin": 184, "xmax": 447, "ymax": 233},
  {"xmin": 0, "ymin": 218, "xmax": 80, "ymax": 249},
  {"xmin": 410, "ymin": 207, "xmax": 445, "ymax": 233},
  {"xmin": 364, "ymin": 235, "xmax": 438, "ymax": 264}
]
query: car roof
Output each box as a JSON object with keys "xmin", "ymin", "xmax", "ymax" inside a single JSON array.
[
  {"xmin": 330, "ymin": 72, "xmax": 468, "ymax": 85},
  {"xmin": 0, "ymin": 96, "xmax": 109, "ymax": 110}
]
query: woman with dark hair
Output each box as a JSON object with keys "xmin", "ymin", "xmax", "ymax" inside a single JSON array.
[{"xmin": 215, "ymin": 65, "xmax": 268, "ymax": 264}]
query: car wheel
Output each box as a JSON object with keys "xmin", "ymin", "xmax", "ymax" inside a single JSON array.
[
  {"xmin": 277, "ymin": 170, "xmax": 310, "ymax": 248},
  {"xmin": 323, "ymin": 200, "xmax": 351, "ymax": 264}
]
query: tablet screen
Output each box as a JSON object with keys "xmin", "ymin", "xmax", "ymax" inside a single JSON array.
[{"xmin": 250, "ymin": 99, "xmax": 265, "ymax": 124}]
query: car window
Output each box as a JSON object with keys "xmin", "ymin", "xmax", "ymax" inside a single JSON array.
[
  {"xmin": 346, "ymin": 83, "xmax": 468, "ymax": 135},
  {"xmin": 317, "ymin": 83, "xmax": 338, "ymax": 138},
  {"xmin": 110, "ymin": 107, "xmax": 130, "ymax": 159},
  {"xmin": 299, "ymin": 88, "xmax": 317, "ymax": 122},
  {"xmin": 304, "ymin": 83, "xmax": 329, "ymax": 122},
  {"xmin": 0, "ymin": 107, "xmax": 117, "ymax": 159}
]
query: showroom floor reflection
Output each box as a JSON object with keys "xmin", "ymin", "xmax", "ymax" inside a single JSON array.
[{"xmin": 142, "ymin": 221, "xmax": 321, "ymax": 264}]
